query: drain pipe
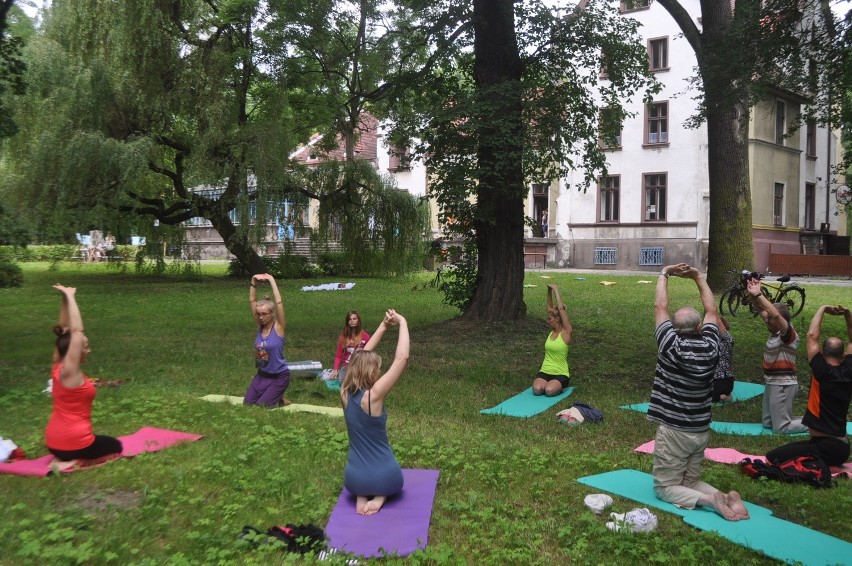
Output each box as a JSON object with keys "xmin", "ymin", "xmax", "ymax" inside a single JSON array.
[{"xmin": 825, "ymin": 90, "xmax": 832, "ymax": 230}]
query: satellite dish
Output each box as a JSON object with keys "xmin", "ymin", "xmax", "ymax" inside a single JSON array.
[{"xmin": 836, "ymin": 185, "xmax": 851, "ymax": 206}]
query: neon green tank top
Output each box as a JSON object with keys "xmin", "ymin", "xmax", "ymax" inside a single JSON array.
[{"xmin": 539, "ymin": 331, "xmax": 570, "ymax": 376}]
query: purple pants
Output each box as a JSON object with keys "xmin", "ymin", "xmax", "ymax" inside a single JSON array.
[{"xmin": 244, "ymin": 369, "xmax": 291, "ymax": 408}]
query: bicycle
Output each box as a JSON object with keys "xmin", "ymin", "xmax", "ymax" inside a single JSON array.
[{"xmin": 718, "ymin": 270, "xmax": 806, "ymax": 319}]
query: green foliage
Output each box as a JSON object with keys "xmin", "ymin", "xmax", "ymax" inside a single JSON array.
[{"xmin": 0, "ymin": 258, "xmax": 22, "ymax": 286}]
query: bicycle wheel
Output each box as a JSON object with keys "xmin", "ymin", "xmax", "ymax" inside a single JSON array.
[
  {"xmin": 778, "ymin": 286, "xmax": 805, "ymax": 319},
  {"xmin": 719, "ymin": 287, "xmax": 742, "ymax": 316}
]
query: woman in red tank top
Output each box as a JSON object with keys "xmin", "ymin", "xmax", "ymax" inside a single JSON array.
[{"xmin": 45, "ymin": 285, "xmax": 122, "ymax": 464}]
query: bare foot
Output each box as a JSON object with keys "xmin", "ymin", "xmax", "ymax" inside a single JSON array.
[
  {"xmin": 719, "ymin": 394, "xmax": 731, "ymax": 402},
  {"xmin": 355, "ymin": 496, "xmax": 370, "ymax": 515},
  {"xmin": 53, "ymin": 459, "xmax": 80, "ymax": 472},
  {"xmin": 711, "ymin": 491, "xmax": 740, "ymax": 521},
  {"xmin": 726, "ymin": 491, "xmax": 750, "ymax": 520},
  {"xmin": 281, "ymin": 398, "xmax": 292, "ymax": 407},
  {"xmin": 361, "ymin": 496, "xmax": 387, "ymax": 516}
]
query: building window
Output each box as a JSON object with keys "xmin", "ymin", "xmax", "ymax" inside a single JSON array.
[
  {"xmin": 804, "ymin": 182, "xmax": 815, "ymax": 230},
  {"xmin": 644, "ymin": 173, "xmax": 667, "ymax": 221},
  {"xmin": 388, "ymin": 146, "xmax": 411, "ymax": 172},
  {"xmin": 773, "ymin": 182, "xmax": 784, "ymax": 226},
  {"xmin": 648, "ymin": 38, "xmax": 668, "ymax": 72},
  {"xmin": 639, "ymin": 247, "xmax": 664, "ymax": 266},
  {"xmin": 620, "ymin": 0, "xmax": 651, "ymax": 13},
  {"xmin": 532, "ymin": 183, "xmax": 547, "ymax": 195},
  {"xmin": 595, "ymin": 247, "xmax": 617, "ymax": 265},
  {"xmin": 645, "ymin": 102, "xmax": 668, "ymax": 145},
  {"xmin": 599, "ymin": 107, "xmax": 622, "ymax": 149},
  {"xmin": 599, "ymin": 176, "xmax": 620, "ymax": 222},
  {"xmin": 805, "ymin": 121, "xmax": 816, "ymax": 157},
  {"xmin": 775, "ymin": 100, "xmax": 786, "ymax": 145}
]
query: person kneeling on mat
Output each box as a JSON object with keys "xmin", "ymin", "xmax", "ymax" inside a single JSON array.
[
  {"xmin": 532, "ymin": 284, "xmax": 573, "ymax": 397},
  {"xmin": 46, "ymin": 285, "xmax": 123, "ymax": 468},
  {"xmin": 648, "ymin": 264, "xmax": 749, "ymax": 521},
  {"xmin": 341, "ymin": 309, "xmax": 409, "ymax": 515},
  {"xmin": 767, "ymin": 304, "xmax": 852, "ymax": 468}
]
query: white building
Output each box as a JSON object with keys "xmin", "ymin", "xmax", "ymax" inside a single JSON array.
[{"xmin": 532, "ymin": 0, "xmax": 846, "ymax": 272}]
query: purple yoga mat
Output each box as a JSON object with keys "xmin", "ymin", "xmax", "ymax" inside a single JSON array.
[
  {"xmin": 0, "ymin": 427, "xmax": 203, "ymax": 477},
  {"xmin": 326, "ymin": 468, "xmax": 440, "ymax": 558}
]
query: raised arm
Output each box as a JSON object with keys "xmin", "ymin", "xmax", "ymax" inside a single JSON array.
[
  {"xmin": 57, "ymin": 284, "xmax": 70, "ymax": 329},
  {"xmin": 266, "ymin": 275, "xmax": 286, "ymax": 335},
  {"xmin": 369, "ymin": 312, "xmax": 410, "ymax": 407},
  {"xmin": 746, "ymin": 278, "xmax": 787, "ymax": 335},
  {"xmin": 806, "ymin": 305, "xmax": 828, "ymax": 362},
  {"xmin": 684, "ymin": 266, "xmax": 718, "ymax": 327},
  {"xmin": 363, "ymin": 310, "xmax": 393, "ymax": 352},
  {"xmin": 52, "ymin": 285, "xmax": 85, "ymax": 387},
  {"xmin": 249, "ymin": 274, "xmax": 259, "ymax": 318},
  {"xmin": 548, "ymin": 284, "xmax": 572, "ymax": 343},
  {"xmin": 844, "ymin": 306, "xmax": 852, "ymax": 356},
  {"xmin": 655, "ymin": 263, "xmax": 685, "ymax": 326}
]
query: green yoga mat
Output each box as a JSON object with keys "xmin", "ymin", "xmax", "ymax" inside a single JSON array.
[
  {"xmin": 199, "ymin": 394, "xmax": 343, "ymax": 417},
  {"xmin": 620, "ymin": 381, "xmax": 766, "ymax": 413},
  {"xmin": 480, "ymin": 387, "xmax": 574, "ymax": 418},
  {"xmin": 578, "ymin": 469, "xmax": 852, "ymax": 565},
  {"xmin": 710, "ymin": 421, "xmax": 852, "ymax": 436}
]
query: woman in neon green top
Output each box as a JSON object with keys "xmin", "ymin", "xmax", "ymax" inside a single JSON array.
[{"xmin": 533, "ymin": 284, "xmax": 573, "ymax": 396}]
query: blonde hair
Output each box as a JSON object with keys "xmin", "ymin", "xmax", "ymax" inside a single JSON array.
[
  {"xmin": 256, "ymin": 295, "xmax": 275, "ymax": 317},
  {"xmin": 342, "ymin": 350, "xmax": 382, "ymax": 394}
]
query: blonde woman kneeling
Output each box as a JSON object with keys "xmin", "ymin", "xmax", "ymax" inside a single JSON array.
[{"xmin": 341, "ymin": 309, "xmax": 409, "ymax": 515}]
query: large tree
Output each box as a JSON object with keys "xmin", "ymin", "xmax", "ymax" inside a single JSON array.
[
  {"xmin": 0, "ymin": 0, "xmax": 30, "ymax": 139},
  {"xmin": 389, "ymin": 0, "xmax": 657, "ymax": 319},
  {"xmin": 0, "ymin": 0, "xmax": 439, "ymax": 271}
]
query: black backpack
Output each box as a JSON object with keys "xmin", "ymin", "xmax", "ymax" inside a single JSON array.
[{"xmin": 741, "ymin": 456, "xmax": 833, "ymax": 488}]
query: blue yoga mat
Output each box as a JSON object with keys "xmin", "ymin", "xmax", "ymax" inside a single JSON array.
[
  {"xmin": 578, "ymin": 469, "xmax": 851, "ymax": 565},
  {"xmin": 710, "ymin": 421, "xmax": 852, "ymax": 436},
  {"xmin": 620, "ymin": 381, "xmax": 765, "ymax": 414},
  {"xmin": 480, "ymin": 387, "xmax": 575, "ymax": 418}
]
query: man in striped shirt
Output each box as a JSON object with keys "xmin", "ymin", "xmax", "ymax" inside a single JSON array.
[
  {"xmin": 746, "ymin": 278, "xmax": 807, "ymax": 433},
  {"xmin": 648, "ymin": 263, "xmax": 749, "ymax": 521}
]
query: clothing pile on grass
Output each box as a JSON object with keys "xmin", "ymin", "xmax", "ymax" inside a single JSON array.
[{"xmin": 557, "ymin": 402, "xmax": 604, "ymax": 425}]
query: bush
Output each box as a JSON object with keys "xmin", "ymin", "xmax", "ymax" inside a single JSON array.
[
  {"xmin": 0, "ymin": 260, "xmax": 23, "ymax": 287},
  {"xmin": 317, "ymin": 252, "xmax": 352, "ymax": 276},
  {"xmin": 228, "ymin": 255, "xmax": 323, "ymax": 280}
]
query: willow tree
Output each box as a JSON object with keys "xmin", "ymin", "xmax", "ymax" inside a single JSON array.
[
  {"xmin": 388, "ymin": 0, "xmax": 657, "ymax": 318},
  {"xmin": 0, "ymin": 0, "xmax": 30, "ymax": 139}
]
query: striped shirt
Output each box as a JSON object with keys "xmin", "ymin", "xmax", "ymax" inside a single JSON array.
[
  {"xmin": 762, "ymin": 325, "xmax": 798, "ymax": 386},
  {"xmin": 647, "ymin": 320, "xmax": 720, "ymax": 432}
]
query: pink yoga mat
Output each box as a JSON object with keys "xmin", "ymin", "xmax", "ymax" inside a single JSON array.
[
  {"xmin": 635, "ymin": 440, "xmax": 852, "ymax": 476},
  {"xmin": 326, "ymin": 468, "xmax": 439, "ymax": 558},
  {"xmin": 0, "ymin": 427, "xmax": 203, "ymax": 477}
]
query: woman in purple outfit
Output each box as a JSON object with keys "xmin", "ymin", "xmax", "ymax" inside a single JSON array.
[{"xmin": 244, "ymin": 273, "xmax": 291, "ymax": 407}]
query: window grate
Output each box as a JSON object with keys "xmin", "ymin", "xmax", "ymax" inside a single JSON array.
[
  {"xmin": 640, "ymin": 247, "xmax": 664, "ymax": 266},
  {"xmin": 594, "ymin": 247, "xmax": 617, "ymax": 265}
]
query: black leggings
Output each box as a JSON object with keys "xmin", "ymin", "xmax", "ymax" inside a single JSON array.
[
  {"xmin": 766, "ymin": 435, "xmax": 850, "ymax": 468},
  {"xmin": 48, "ymin": 435, "xmax": 123, "ymax": 461}
]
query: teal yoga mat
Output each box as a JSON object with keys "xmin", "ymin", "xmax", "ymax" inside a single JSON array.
[
  {"xmin": 578, "ymin": 469, "xmax": 852, "ymax": 565},
  {"xmin": 480, "ymin": 387, "xmax": 574, "ymax": 417},
  {"xmin": 620, "ymin": 381, "xmax": 765, "ymax": 413},
  {"xmin": 710, "ymin": 421, "xmax": 852, "ymax": 436}
]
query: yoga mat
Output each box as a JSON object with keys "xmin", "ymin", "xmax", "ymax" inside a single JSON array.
[
  {"xmin": 710, "ymin": 421, "xmax": 852, "ymax": 436},
  {"xmin": 480, "ymin": 387, "xmax": 575, "ymax": 418},
  {"xmin": 0, "ymin": 427, "xmax": 203, "ymax": 478},
  {"xmin": 326, "ymin": 468, "xmax": 439, "ymax": 558},
  {"xmin": 200, "ymin": 395, "xmax": 343, "ymax": 417},
  {"xmin": 578, "ymin": 469, "xmax": 852, "ymax": 565},
  {"xmin": 634, "ymin": 440, "xmax": 852, "ymax": 476},
  {"xmin": 620, "ymin": 381, "xmax": 766, "ymax": 413}
]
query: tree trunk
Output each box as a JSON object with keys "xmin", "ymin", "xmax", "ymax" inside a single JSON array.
[
  {"xmin": 463, "ymin": 0, "xmax": 527, "ymax": 321},
  {"xmin": 205, "ymin": 205, "xmax": 267, "ymax": 275},
  {"xmin": 705, "ymin": 98, "xmax": 754, "ymax": 291}
]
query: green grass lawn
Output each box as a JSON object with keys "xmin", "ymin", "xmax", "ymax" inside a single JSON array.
[{"xmin": 1, "ymin": 263, "xmax": 850, "ymax": 564}]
